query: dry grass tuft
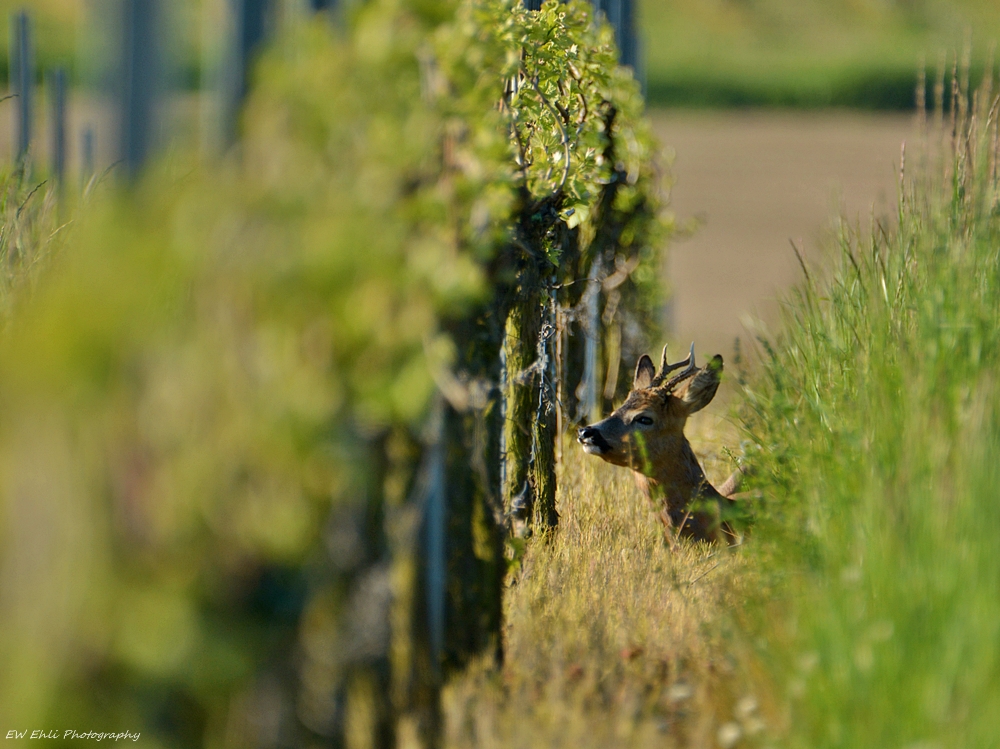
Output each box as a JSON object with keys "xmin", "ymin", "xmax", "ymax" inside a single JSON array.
[
  {"xmin": 442, "ymin": 436, "xmax": 762, "ymax": 748},
  {"xmin": 0, "ymin": 167, "xmax": 62, "ymax": 319}
]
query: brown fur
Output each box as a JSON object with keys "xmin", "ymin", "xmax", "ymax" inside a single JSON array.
[{"xmin": 578, "ymin": 345, "xmax": 742, "ymax": 545}]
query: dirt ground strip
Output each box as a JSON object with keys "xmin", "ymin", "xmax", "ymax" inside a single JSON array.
[{"xmin": 652, "ymin": 109, "xmax": 916, "ymax": 366}]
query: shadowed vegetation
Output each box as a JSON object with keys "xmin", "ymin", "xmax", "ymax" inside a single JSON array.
[{"xmin": 0, "ymin": 0, "xmax": 668, "ymax": 744}]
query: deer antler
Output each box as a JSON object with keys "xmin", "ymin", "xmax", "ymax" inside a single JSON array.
[
  {"xmin": 653, "ymin": 343, "xmax": 694, "ymax": 387},
  {"xmin": 653, "ymin": 342, "xmax": 697, "ymax": 388}
]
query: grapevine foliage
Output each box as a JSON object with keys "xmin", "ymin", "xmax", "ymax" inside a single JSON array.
[{"xmin": 0, "ymin": 0, "xmax": 666, "ymax": 742}]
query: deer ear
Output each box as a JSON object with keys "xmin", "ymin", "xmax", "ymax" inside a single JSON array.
[
  {"xmin": 680, "ymin": 355, "xmax": 723, "ymax": 414},
  {"xmin": 633, "ymin": 355, "xmax": 656, "ymax": 390}
]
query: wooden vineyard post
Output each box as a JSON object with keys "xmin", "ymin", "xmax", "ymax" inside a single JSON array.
[
  {"xmin": 531, "ymin": 288, "xmax": 558, "ymax": 531},
  {"xmin": 440, "ymin": 302, "xmax": 508, "ymax": 669},
  {"xmin": 224, "ymin": 0, "xmax": 271, "ymax": 145},
  {"xmin": 580, "ymin": 255, "xmax": 603, "ymax": 424},
  {"xmin": 50, "ymin": 68, "xmax": 67, "ymax": 184},
  {"xmin": 503, "ymin": 272, "xmax": 541, "ymax": 535},
  {"xmin": 119, "ymin": 0, "xmax": 161, "ymax": 177},
  {"xmin": 81, "ymin": 127, "xmax": 95, "ymax": 191},
  {"xmin": 503, "ymin": 260, "xmax": 558, "ymax": 536},
  {"xmin": 619, "ymin": 0, "xmax": 639, "ymax": 72},
  {"xmin": 591, "ymin": 0, "xmax": 640, "ymax": 75},
  {"xmin": 388, "ymin": 410, "xmax": 446, "ymax": 749},
  {"xmin": 10, "ymin": 10, "xmax": 34, "ymax": 165}
]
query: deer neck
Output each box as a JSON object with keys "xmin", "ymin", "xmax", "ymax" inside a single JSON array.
[{"xmin": 634, "ymin": 435, "xmax": 716, "ymax": 513}]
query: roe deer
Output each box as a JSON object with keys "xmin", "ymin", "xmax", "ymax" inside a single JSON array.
[{"xmin": 577, "ymin": 344, "xmax": 744, "ymax": 544}]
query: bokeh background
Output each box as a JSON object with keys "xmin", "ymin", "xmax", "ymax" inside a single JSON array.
[
  {"xmin": 3, "ymin": 2, "xmax": 1000, "ymax": 747},
  {"xmin": 4, "ymin": 0, "xmax": 1000, "ymax": 357}
]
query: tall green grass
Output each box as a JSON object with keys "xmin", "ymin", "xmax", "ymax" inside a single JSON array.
[
  {"xmin": 0, "ymin": 166, "xmax": 62, "ymax": 320},
  {"xmin": 742, "ymin": 65, "xmax": 1000, "ymax": 746}
]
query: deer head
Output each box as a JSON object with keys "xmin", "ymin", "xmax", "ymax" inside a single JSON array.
[
  {"xmin": 577, "ymin": 344, "xmax": 741, "ymax": 544},
  {"xmin": 577, "ymin": 343, "xmax": 723, "ymax": 477}
]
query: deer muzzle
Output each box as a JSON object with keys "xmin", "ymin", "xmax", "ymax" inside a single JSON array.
[{"xmin": 577, "ymin": 425, "xmax": 612, "ymax": 455}]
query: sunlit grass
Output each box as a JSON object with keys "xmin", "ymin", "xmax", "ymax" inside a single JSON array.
[
  {"xmin": 739, "ymin": 64, "xmax": 1000, "ymax": 747},
  {"xmin": 442, "ymin": 438, "xmax": 762, "ymax": 749}
]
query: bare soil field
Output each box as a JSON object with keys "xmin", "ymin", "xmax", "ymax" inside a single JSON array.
[{"xmin": 652, "ymin": 110, "xmax": 917, "ymax": 364}]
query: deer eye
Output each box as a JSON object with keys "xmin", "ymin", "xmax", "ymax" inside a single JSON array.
[{"xmin": 635, "ymin": 415, "xmax": 654, "ymax": 426}]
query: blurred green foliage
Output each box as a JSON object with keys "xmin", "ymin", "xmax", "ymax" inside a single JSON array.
[
  {"xmin": 0, "ymin": 0, "xmax": 663, "ymax": 744},
  {"xmin": 0, "ymin": 0, "xmax": 82, "ymax": 80},
  {"xmin": 9, "ymin": 0, "xmax": 1000, "ymax": 108},
  {"xmin": 641, "ymin": 0, "xmax": 1000, "ymax": 108},
  {"xmin": 741, "ymin": 67, "xmax": 1000, "ymax": 745},
  {"xmin": 0, "ymin": 0, "xmax": 215, "ymax": 88}
]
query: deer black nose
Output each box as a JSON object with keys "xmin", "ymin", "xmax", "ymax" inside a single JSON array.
[{"xmin": 578, "ymin": 425, "xmax": 610, "ymax": 453}]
